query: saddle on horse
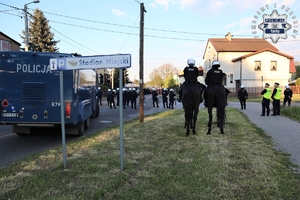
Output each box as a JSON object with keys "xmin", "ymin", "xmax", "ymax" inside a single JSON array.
[{"xmin": 178, "ymin": 81, "xmax": 204, "ymax": 103}]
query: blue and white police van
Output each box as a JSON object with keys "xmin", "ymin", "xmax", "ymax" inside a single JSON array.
[{"xmin": 0, "ymin": 51, "xmax": 100, "ymax": 136}]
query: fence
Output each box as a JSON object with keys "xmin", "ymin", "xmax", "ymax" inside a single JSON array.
[{"xmin": 227, "ymin": 86, "xmax": 300, "ymax": 97}]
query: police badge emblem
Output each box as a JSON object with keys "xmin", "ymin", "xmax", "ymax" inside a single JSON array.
[{"xmin": 258, "ymin": 10, "xmax": 291, "ymax": 43}]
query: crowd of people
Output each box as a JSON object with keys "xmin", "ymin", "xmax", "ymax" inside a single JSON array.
[
  {"xmin": 97, "ymin": 87, "xmax": 140, "ymax": 109},
  {"xmin": 260, "ymin": 83, "xmax": 293, "ymax": 116},
  {"xmin": 96, "ymin": 58, "xmax": 294, "ymax": 114}
]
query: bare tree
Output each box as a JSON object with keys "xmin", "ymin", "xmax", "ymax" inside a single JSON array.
[
  {"xmin": 149, "ymin": 70, "xmax": 163, "ymax": 87},
  {"xmin": 148, "ymin": 63, "xmax": 179, "ymax": 87},
  {"xmin": 158, "ymin": 63, "xmax": 179, "ymax": 80}
]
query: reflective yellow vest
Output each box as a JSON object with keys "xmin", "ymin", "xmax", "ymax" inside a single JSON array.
[
  {"xmin": 263, "ymin": 88, "xmax": 271, "ymax": 99},
  {"xmin": 274, "ymin": 88, "xmax": 282, "ymax": 100}
]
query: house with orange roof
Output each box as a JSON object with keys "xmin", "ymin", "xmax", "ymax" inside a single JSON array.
[
  {"xmin": 0, "ymin": 31, "xmax": 21, "ymax": 51},
  {"xmin": 203, "ymin": 32, "xmax": 296, "ymax": 88}
]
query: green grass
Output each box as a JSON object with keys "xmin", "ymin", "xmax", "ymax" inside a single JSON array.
[
  {"xmin": 1, "ymin": 108, "xmax": 300, "ymax": 199},
  {"xmin": 281, "ymin": 105, "xmax": 300, "ymax": 122}
]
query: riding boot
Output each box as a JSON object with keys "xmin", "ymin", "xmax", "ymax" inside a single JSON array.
[{"xmin": 178, "ymin": 86, "xmax": 182, "ymax": 102}]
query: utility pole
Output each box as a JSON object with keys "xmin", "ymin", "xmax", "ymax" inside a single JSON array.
[
  {"xmin": 24, "ymin": 0, "xmax": 40, "ymax": 51},
  {"xmin": 139, "ymin": 3, "xmax": 146, "ymax": 122}
]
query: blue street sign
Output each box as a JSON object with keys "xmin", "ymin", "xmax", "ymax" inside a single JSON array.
[{"xmin": 50, "ymin": 54, "xmax": 131, "ymax": 70}]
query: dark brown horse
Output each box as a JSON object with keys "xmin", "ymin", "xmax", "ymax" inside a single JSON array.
[
  {"xmin": 206, "ymin": 85, "xmax": 226, "ymax": 134},
  {"xmin": 182, "ymin": 82, "xmax": 204, "ymax": 136}
]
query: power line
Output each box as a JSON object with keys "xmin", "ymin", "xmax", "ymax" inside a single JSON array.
[
  {"xmin": 1, "ymin": 2, "xmax": 300, "ymax": 48},
  {"xmin": 0, "ymin": 10, "xmax": 21, "ymax": 17},
  {"xmin": 49, "ymin": 20, "xmax": 207, "ymax": 41},
  {"xmin": 118, "ymin": 13, "xmax": 140, "ymax": 53},
  {"xmin": 51, "ymin": 27, "xmax": 101, "ymax": 54}
]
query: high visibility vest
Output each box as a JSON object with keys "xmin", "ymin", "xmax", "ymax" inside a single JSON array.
[
  {"xmin": 274, "ymin": 88, "xmax": 282, "ymax": 100},
  {"xmin": 263, "ymin": 88, "xmax": 271, "ymax": 99}
]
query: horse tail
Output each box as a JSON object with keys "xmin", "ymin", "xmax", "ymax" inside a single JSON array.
[{"xmin": 216, "ymin": 87, "xmax": 226, "ymax": 124}]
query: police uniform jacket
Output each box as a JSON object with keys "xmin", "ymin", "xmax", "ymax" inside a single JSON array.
[
  {"xmin": 238, "ymin": 88, "xmax": 248, "ymax": 100},
  {"xmin": 184, "ymin": 66, "xmax": 199, "ymax": 82},
  {"xmin": 169, "ymin": 91, "xmax": 176, "ymax": 101},
  {"xmin": 205, "ymin": 68, "xmax": 223, "ymax": 86},
  {"xmin": 284, "ymin": 88, "xmax": 293, "ymax": 98},
  {"xmin": 152, "ymin": 91, "xmax": 158, "ymax": 100},
  {"xmin": 162, "ymin": 91, "xmax": 168, "ymax": 100}
]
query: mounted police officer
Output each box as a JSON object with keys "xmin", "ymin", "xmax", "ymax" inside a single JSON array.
[
  {"xmin": 178, "ymin": 58, "xmax": 203, "ymax": 102},
  {"xmin": 204, "ymin": 60, "xmax": 225, "ymax": 107}
]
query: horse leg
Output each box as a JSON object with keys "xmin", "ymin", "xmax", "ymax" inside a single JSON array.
[
  {"xmin": 184, "ymin": 113, "xmax": 187, "ymax": 128},
  {"xmin": 186, "ymin": 119, "xmax": 190, "ymax": 136},
  {"xmin": 217, "ymin": 106, "xmax": 225, "ymax": 134},
  {"xmin": 193, "ymin": 108, "xmax": 199, "ymax": 135},
  {"xmin": 207, "ymin": 108, "xmax": 212, "ymax": 135}
]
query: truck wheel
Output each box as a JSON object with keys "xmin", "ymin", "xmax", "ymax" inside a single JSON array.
[
  {"xmin": 84, "ymin": 117, "xmax": 90, "ymax": 130},
  {"xmin": 77, "ymin": 122, "xmax": 85, "ymax": 137}
]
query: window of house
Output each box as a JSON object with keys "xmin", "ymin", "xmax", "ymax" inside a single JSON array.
[
  {"xmin": 254, "ymin": 61, "xmax": 261, "ymax": 71},
  {"xmin": 230, "ymin": 74, "xmax": 233, "ymax": 83},
  {"xmin": 0, "ymin": 40, "xmax": 11, "ymax": 51},
  {"xmin": 270, "ymin": 61, "xmax": 277, "ymax": 71}
]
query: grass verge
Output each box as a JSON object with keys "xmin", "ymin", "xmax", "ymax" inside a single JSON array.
[{"xmin": 0, "ymin": 108, "xmax": 300, "ymax": 199}]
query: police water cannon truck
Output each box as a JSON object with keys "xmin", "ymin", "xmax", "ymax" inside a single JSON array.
[{"xmin": 0, "ymin": 51, "xmax": 100, "ymax": 136}]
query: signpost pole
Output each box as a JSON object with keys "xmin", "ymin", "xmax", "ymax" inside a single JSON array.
[
  {"xmin": 59, "ymin": 71, "xmax": 67, "ymax": 169},
  {"xmin": 119, "ymin": 68, "xmax": 124, "ymax": 171},
  {"xmin": 50, "ymin": 54, "xmax": 131, "ymax": 170}
]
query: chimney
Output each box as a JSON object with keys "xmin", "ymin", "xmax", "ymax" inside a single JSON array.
[{"xmin": 225, "ymin": 32, "xmax": 232, "ymax": 41}]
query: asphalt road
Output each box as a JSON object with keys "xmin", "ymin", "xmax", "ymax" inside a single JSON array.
[{"xmin": 0, "ymin": 94, "xmax": 174, "ymax": 168}]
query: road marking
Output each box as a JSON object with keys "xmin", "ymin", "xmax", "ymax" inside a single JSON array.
[
  {"xmin": 0, "ymin": 133, "xmax": 15, "ymax": 138},
  {"xmin": 100, "ymin": 120, "xmax": 112, "ymax": 123}
]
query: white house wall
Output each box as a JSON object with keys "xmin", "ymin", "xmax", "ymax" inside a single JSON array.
[
  {"xmin": 234, "ymin": 52, "xmax": 290, "ymax": 87},
  {"xmin": 203, "ymin": 47, "xmax": 252, "ymax": 87}
]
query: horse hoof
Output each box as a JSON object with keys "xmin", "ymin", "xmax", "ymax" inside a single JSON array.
[
  {"xmin": 186, "ymin": 134, "xmax": 189, "ymax": 137},
  {"xmin": 206, "ymin": 132, "xmax": 210, "ymax": 135},
  {"xmin": 220, "ymin": 131, "xmax": 224, "ymax": 134}
]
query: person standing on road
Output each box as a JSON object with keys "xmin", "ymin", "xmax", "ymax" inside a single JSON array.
[
  {"xmin": 122, "ymin": 88, "xmax": 128, "ymax": 109},
  {"xmin": 271, "ymin": 82, "xmax": 282, "ymax": 116},
  {"xmin": 130, "ymin": 88, "xmax": 139, "ymax": 109},
  {"xmin": 283, "ymin": 85, "xmax": 293, "ymax": 107},
  {"xmin": 152, "ymin": 88, "xmax": 159, "ymax": 107},
  {"xmin": 116, "ymin": 88, "xmax": 120, "ymax": 106},
  {"xmin": 110, "ymin": 90, "xmax": 117, "ymax": 109},
  {"xmin": 238, "ymin": 85, "xmax": 248, "ymax": 110},
  {"xmin": 261, "ymin": 83, "xmax": 271, "ymax": 116},
  {"xmin": 162, "ymin": 88, "xmax": 169, "ymax": 108},
  {"xmin": 97, "ymin": 87, "xmax": 103, "ymax": 105},
  {"xmin": 168, "ymin": 89, "xmax": 176, "ymax": 109},
  {"xmin": 107, "ymin": 89, "xmax": 112, "ymax": 107}
]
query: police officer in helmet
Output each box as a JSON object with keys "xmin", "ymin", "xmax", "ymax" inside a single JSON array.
[
  {"xmin": 204, "ymin": 60, "xmax": 225, "ymax": 107},
  {"xmin": 205, "ymin": 60, "xmax": 224, "ymax": 86},
  {"xmin": 178, "ymin": 58, "xmax": 203, "ymax": 102}
]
